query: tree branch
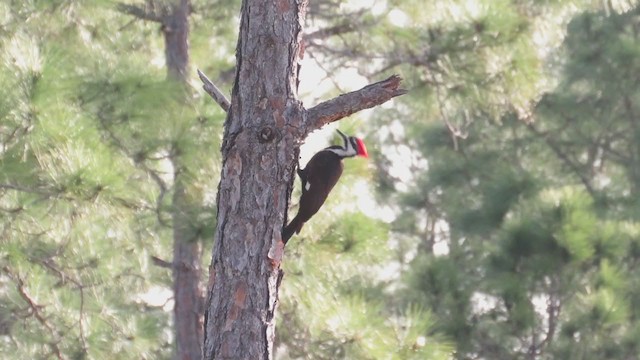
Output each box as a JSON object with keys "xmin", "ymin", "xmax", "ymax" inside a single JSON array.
[
  {"xmin": 197, "ymin": 69, "xmax": 230, "ymax": 112},
  {"xmin": 526, "ymin": 121, "xmax": 598, "ymax": 198},
  {"xmin": 116, "ymin": 3, "xmax": 164, "ymax": 23},
  {"xmin": 151, "ymin": 255, "xmax": 173, "ymax": 269},
  {"xmin": 305, "ymin": 22, "xmax": 355, "ymax": 42},
  {"xmin": 34, "ymin": 258, "xmax": 89, "ymax": 353},
  {"xmin": 306, "ymin": 75, "xmax": 407, "ymax": 130},
  {"xmin": 0, "ymin": 183, "xmax": 55, "ymax": 196},
  {"xmin": 4, "ymin": 267, "xmax": 64, "ymax": 360}
]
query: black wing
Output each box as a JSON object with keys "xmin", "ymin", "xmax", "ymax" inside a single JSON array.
[{"xmin": 297, "ymin": 167, "xmax": 308, "ymax": 193}]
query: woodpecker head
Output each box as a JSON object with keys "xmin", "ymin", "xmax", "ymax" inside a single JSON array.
[{"xmin": 326, "ymin": 129, "xmax": 369, "ymax": 158}]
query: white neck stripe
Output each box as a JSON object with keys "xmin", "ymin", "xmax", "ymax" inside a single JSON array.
[{"xmin": 326, "ymin": 138, "xmax": 357, "ymax": 157}]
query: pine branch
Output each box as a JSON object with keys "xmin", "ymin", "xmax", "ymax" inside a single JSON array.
[
  {"xmin": 305, "ymin": 75, "xmax": 407, "ymax": 130},
  {"xmin": 94, "ymin": 113, "xmax": 171, "ymax": 228},
  {"xmin": 526, "ymin": 121, "xmax": 598, "ymax": 198},
  {"xmin": 305, "ymin": 9, "xmax": 372, "ymax": 43},
  {"xmin": 0, "ymin": 183, "xmax": 58, "ymax": 196},
  {"xmin": 305, "ymin": 22, "xmax": 355, "ymax": 42},
  {"xmin": 4, "ymin": 267, "xmax": 64, "ymax": 360},
  {"xmin": 116, "ymin": 3, "xmax": 164, "ymax": 23},
  {"xmin": 151, "ymin": 255, "xmax": 173, "ymax": 268},
  {"xmin": 33, "ymin": 258, "xmax": 89, "ymax": 354},
  {"xmin": 197, "ymin": 69, "xmax": 230, "ymax": 112}
]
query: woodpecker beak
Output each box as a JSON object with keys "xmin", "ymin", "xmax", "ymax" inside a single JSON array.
[
  {"xmin": 356, "ymin": 138, "xmax": 368, "ymax": 158},
  {"xmin": 336, "ymin": 129, "xmax": 348, "ymax": 145}
]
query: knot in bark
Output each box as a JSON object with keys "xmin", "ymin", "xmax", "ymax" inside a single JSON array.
[{"xmin": 258, "ymin": 126, "xmax": 275, "ymax": 143}]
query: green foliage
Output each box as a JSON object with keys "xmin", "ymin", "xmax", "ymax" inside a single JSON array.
[
  {"xmin": 0, "ymin": 1, "xmax": 450, "ymax": 359},
  {"xmin": 9, "ymin": 0, "xmax": 640, "ymax": 358},
  {"xmin": 278, "ymin": 201, "xmax": 452, "ymax": 358},
  {"xmin": 0, "ymin": 1, "xmax": 229, "ymax": 358},
  {"xmin": 367, "ymin": 0, "xmax": 640, "ymax": 358}
]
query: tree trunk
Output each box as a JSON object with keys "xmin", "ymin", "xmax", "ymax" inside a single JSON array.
[
  {"xmin": 201, "ymin": 0, "xmax": 406, "ymax": 358},
  {"xmin": 172, "ymin": 178, "xmax": 204, "ymax": 360},
  {"xmin": 164, "ymin": 0, "xmax": 190, "ymax": 82},
  {"xmin": 202, "ymin": 0, "xmax": 304, "ymax": 357},
  {"xmin": 164, "ymin": 1, "xmax": 204, "ymax": 360},
  {"xmin": 117, "ymin": 0, "xmax": 204, "ymax": 358}
]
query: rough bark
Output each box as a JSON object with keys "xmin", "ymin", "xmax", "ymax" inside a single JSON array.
[
  {"xmin": 202, "ymin": 0, "xmax": 304, "ymax": 357},
  {"xmin": 202, "ymin": 0, "xmax": 405, "ymax": 358},
  {"xmin": 306, "ymin": 75, "xmax": 407, "ymax": 131}
]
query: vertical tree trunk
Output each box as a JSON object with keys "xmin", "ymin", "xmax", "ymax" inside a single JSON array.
[
  {"xmin": 202, "ymin": 0, "xmax": 306, "ymax": 358},
  {"xmin": 172, "ymin": 179, "xmax": 204, "ymax": 360},
  {"xmin": 164, "ymin": 1, "xmax": 204, "ymax": 359},
  {"xmin": 200, "ymin": 0, "xmax": 405, "ymax": 357},
  {"xmin": 164, "ymin": 0, "xmax": 190, "ymax": 82}
]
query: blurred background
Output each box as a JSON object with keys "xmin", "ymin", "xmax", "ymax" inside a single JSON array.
[{"xmin": 1, "ymin": 0, "xmax": 640, "ymax": 359}]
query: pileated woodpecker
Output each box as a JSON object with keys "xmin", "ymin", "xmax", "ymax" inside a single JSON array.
[{"xmin": 283, "ymin": 130, "xmax": 369, "ymax": 243}]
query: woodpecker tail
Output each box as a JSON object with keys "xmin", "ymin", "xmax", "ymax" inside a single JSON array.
[{"xmin": 282, "ymin": 215, "xmax": 304, "ymax": 244}]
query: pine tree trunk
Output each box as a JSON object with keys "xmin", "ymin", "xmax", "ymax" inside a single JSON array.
[
  {"xmin": 116, "ymin": 1, "xmax": 205, "ymax": 358},
  {"xmin": 202, "ymin": 0, "xmax": 305, "ymax": 358},
  {"xmin": 172, "ymin": 179, "xmax": 204, "ymax": 360},
  {"xmin": 200, "ymin": 0, "xmax": 406, "ymax": 357},
  {"xmin": 164, "ymin": 1, "xmax": 204, "ymax": 359},
  {"xmin": 164, "ymin": 0, "xmax": 190, "ymax": 82}
]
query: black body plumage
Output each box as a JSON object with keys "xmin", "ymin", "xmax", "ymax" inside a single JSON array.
[
  {"xmin": 282, "ymin": 130, "xmax": 368, "ymax": 244},
  {"xmin": 283, "ymin": 151, "xmax": 344, "ymax": 242}
]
